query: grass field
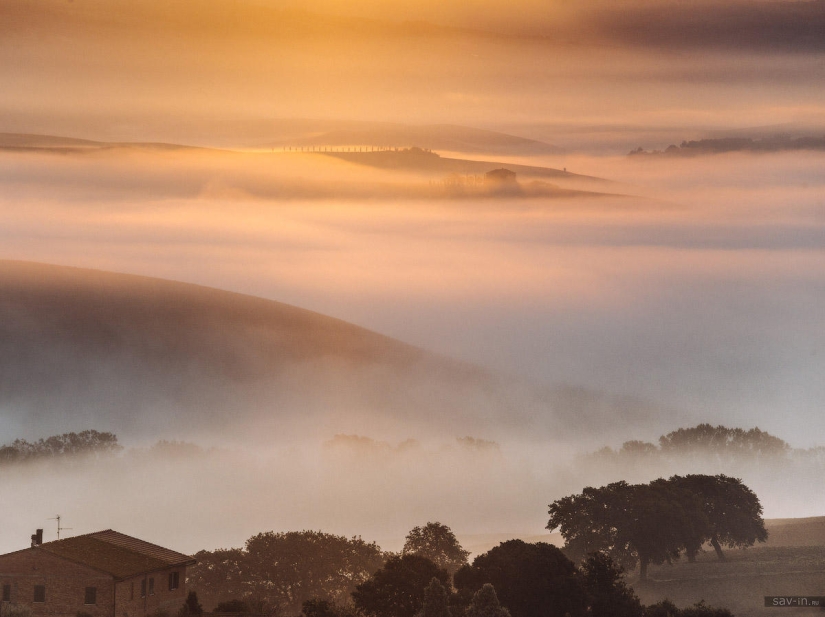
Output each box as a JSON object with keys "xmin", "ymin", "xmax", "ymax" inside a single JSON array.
[{"xmin": 633, "ymin": 543, "xmax": 825, "ymax": 616}]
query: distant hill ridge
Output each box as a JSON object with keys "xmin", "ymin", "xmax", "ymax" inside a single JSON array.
[
  {"xmin": 0, "ymin": 260, "xmax": 495, "ymax": 442},
  {"xmin": 0, "ymin": 121, "xmax": 561, "ymax": 157}
]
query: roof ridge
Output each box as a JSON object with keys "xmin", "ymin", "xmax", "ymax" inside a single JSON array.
[
  {"xmin": 39, "ymin": 528, "xmax": 114, "ymax": 546},
  {"xmin": 30, "ymin": 530, "xmax": 195, "ymax": 579},
  {"xmin": 87, "ymin": 530, "xmax": 194, "ymax": 561}
]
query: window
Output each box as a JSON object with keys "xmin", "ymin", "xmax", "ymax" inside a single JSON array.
[
  {"xmin": 148, "ymin": 578, "xmax": 154, "ymax": 596},
  {"xmin": 85, "ymin": 587, "xmax": 97, "ymax": 605},
  {"xmin": 168, "ymin": 572, "xmax": 179, "ymax": 591},
  {"xmin": 141, "ymin": 580, "xmax": 146, "ymax": 598},
  {"xmin": 2, "ymin": 584, "xmax": 10, "ymax": 602},
  {"xmin": 33, "ymin": 585, "xmax": 45, "ymax": 603}
]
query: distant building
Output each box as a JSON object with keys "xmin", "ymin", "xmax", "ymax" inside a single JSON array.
[
  {"xmin": 0, "ymin": 530, "xmax": 196, "ymax": 617},
  {"xmin": 484, "ymin": 168, "xmax": 517, "ymax": 183}
]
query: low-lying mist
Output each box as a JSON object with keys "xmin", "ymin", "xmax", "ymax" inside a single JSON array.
[
  {"xmin": 1, "ymin": 146, "xmax": 823, "ymax": 446},
  {"xmin": 2, "ymin": 425, "xmax": 822, "ymax": 560}
]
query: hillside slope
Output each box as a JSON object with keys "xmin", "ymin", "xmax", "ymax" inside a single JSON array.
[{"xmin": 0, "ymin": 261, "xmax": 498, "ymax": 442}]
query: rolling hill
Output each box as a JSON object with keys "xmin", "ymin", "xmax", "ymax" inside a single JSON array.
[
  {"xmin": 321, "ymin": 148, "xmax": 605, "ymax": 183},
  {"xmin": 265, "ymin": 121, "xmax": 562, "ymax": 156},
  {"xmin": 0, "ymin": 260, "xmax": 497, "ymax": 443},
  {"xmin": 0, "ymin": 261, "xmax": 667, "ymax": 445}
]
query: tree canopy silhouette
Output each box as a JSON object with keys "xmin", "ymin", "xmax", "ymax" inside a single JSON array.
[
  {"xmin": 548, "ymin": 475, "xmax": 766, "ymax": 578},
  {"xmin": 454, "ymin": 540, "xmax": 588, "ymax": 617},
  {"xmin": 403, "ymin": 522, "xmax": 470, "ymax": 574},
  {"xmin": 658, "ymin": 424, "xmax": 789, "ymax": 460},
  {"xmin": 416, "ymin": 578, "xmax": 451, "ymax": 617},
  {"xmin": 547, "ymin": 481, "xmax": 708, "ymax": 580},
  {"xmin": 0, "ymin": 429, "xmax": 122, "ymax": 462},
  {"xmin": 579, "ymin": 553, "xmax": 643, "ymax": 617},
  {"xmin": 465, "ymin": 584, "xmax": 510, "ymax": 617},
  {"xmin": 189, "ymin": 531, "xmax": 385, "ymax": 614},
  {"xmin": 352, "ymin": 554, "xmax": 449, "ymax": 617},
  {"xmin": 660, "ymin": 474, "xmax": 768, "ymax": 561}
]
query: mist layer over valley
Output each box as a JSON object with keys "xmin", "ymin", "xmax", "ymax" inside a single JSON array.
[{"xmin": 1, "ymin": 6, "xmax": 825, "ymax": 611}]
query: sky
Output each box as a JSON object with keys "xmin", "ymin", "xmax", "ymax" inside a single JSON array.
[{"xmin": 0, "ymin": 0, "xmax": 824, "ymax": 552}]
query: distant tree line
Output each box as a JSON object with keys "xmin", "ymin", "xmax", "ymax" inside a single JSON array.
[
  {"xmin": 588, "ymin": 424, "xmax": 793, "ymax": 465},
  {"xmin": 190, "ymin": 521, "xmax": 734, "ymax": 617},
  {"xmin": 0, "ymin": 429, "xmax": 122, "ymax": 463},
  {"xmin": 629, "ymin": 135, "xmax": 825, "ymax": 156}
]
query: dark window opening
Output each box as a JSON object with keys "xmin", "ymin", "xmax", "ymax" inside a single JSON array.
[
  {"xmin": 141, "ymin": 580, "xmax": 146, "ymax": 598},
  {"xmin": 148, "ymin": 578, "xmax": 154, "ymax": 596},
  {"xmin": 168, "ymin": 572, "xmax": 179, "ymax": 591},
  {"xmin": 84, "ymin": 587, "xmax": 97, "ymax": 605},
  {"xmin": 33, "ymin": 585, "xmax": 45, "ymax": 603},
  {"xmin": 2, "ymin": 584, "xmax": 10, "ymax": 602}
]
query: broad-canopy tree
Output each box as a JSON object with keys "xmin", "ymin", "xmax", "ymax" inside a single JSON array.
[
  {"xmin": 189, "ymin": 531, "xmax": 385, "ymax": 614},
  {"xmin": 454, "ymin": 540, "xmax": 588, "ymax": 617},
  {"xmin": 549, "ymin": 475, "xmax": 766, "ymax": 578},
  {"xmin": 660, "ymin": 474, "xmax": 768, "ymax": 561},
  {"xmin": 547, "ymin": 481, "xmax": 708, "ymax": 580},
  {"xmin": 658, "ymin": 424, "xmax": 789, "ymax": 460},
  {"xmin": 352, "ymin": 554, "xmax": 449, "ymax": 617},
  {"xmin": 403, "ymin": 522, "xmax": 470, "ymax": 574}
]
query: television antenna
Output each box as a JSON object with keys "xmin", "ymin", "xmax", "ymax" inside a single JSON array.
[{"xmin": 48, "ymin": 515, "xmax": 72, "ymax": 540}]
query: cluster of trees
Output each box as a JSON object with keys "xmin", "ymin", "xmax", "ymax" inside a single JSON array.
[
  {"xmin": 189, "ymin": 530, "xmax": 386, "ymax": 615},
  {"xmin": 589, "ymin": 424, "xmax": 791, "ymax": 465},
  {"xmin": 192, "ymin": 523, "xmax": 733, "ymax": 617},
  {"xmin": 0, "ymin": 430, "xmax": 122, "ymax": 463},
  {"xmin": 326, "ymin": 536, "xmax": 731, "ymax": 617},
  {"xmin": 548, "ymin": 474, "xmax": 767, "ymax": 579}
]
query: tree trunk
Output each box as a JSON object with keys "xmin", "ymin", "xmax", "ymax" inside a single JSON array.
[
  {"xmin": 710, "ymin": 534, "xmax": 727, "ymax": 562},
  {"xmin": 639, "ymin": 555, "xmax": 649, "ymax": 580}
]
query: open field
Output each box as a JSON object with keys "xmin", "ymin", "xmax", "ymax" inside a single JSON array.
[
  {"xmin": 631, "ymin": 518, "xmax": 825, "ymax": 616},
  {"xmin": 636, "ymin": 546, "xmax": 825, "ymax": 616}
]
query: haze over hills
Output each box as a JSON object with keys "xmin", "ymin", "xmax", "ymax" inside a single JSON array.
[
  {"xmin": 0, "ymin": 133, "xmax": 613, "ymax": 199},
  {"xmin": 321, "ymin": 149, "xmax": 605, "ymax": 184},
  {"xmin": 0, "ymin": 122, "xmax": 561, "ymax": 158},
  {"xmin": 0, "ymin": 260, "xmax": 492, "ymax": 443},
  {"xmin": 0, "ymin": 261, "xmax": 673, "ymax": 446},
  {"xmin": 264, "ymin": 122, "xmax": 562, "ymax": 156}
]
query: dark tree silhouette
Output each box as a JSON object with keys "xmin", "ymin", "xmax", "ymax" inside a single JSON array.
[
  {"xmin": 465, "ymin": 584, "xmax": 510, "ymax": 617},
  {"xmin": 454, "ymin": 540, "xmax": 587, "ymax": 617},
  {"xmin": 662, "ymin": 474, "xmax": 768, "ymax": 561},
  {"xmin": 547, "ymin": 482, "xmax": 708, "ymax": 580},
  {"xmin": 178, "ymin": 592, "xmax": 204, "ymax": 617},
  {"xmin": 579, "ymin": 553, "xmax": 642, "ymax": 617},
  {"xmin": 189, "ymin": 531, "xmax": 384, "ymax": 614},
  {"xmin": 658, "ymin": 424, "xmax": 789, "ymax": 460},
  {"xmin": 417, "ymin": 578, "xmax": 451, "ymax": 617},
  {"xmin": 403, "ymin": 522, "xmax": 470, "ymax": 574},
  {"xmin": 0, "ymin": 430, "xmax": 122, "ymax": 463},
  {"xmin": 352, "ymin": 555, "xmax": 449, "ymax": 617}
]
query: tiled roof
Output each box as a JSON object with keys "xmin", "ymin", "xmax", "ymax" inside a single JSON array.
[{"xmin": 37, "ymin": 530, "xmax": 195, "ymax": 579}]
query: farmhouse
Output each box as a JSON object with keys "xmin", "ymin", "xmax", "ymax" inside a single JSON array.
[{"xmin": 0, "ymin": 530, "xmax": 195, "ymax": 617}]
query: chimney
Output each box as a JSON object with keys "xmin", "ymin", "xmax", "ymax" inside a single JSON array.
[{"xmin": 31, "ymin": 529, "xmax": 43, "ymax": 547}]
